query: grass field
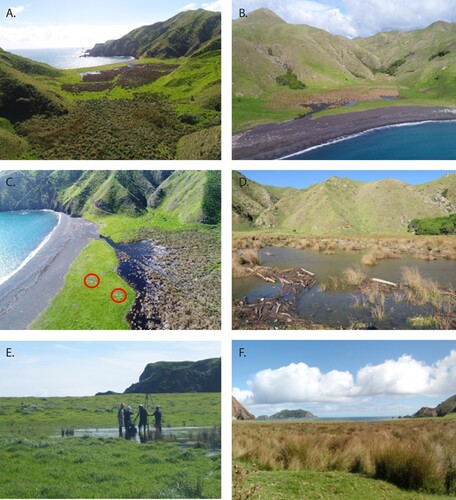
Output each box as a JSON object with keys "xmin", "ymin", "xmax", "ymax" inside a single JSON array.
[
  {"xmin": 233, "ymin": 418, "xmax": 456, "ymax": 498},
  {"xmin": 30, "ymin": 240, "xmax": 135, "ymax": 330},
  {"xmin": 0, "ymin": 394, "xmax": 220, "ymax": 498}
]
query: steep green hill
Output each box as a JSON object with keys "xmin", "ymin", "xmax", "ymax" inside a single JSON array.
[
  {"xmin": 233, "ymin": 172, "xmax": 456, "ymax": 235},
  {"xmin": 124, "ymin": 358, "xmax": 221, "ymax": 393},
  {"xmin": 86, "ymin": 9, "xmax": 220, "ymax": 59},
  {"xmin": 0, "ymin": 170, "xmax": 220, "ymax": 225},
  {"xmin": 0, "ymin": 48, "xmax": 68, "ymax": 122},
  {"xmin": 412, "ymin": 394, "xmax": 456, "ymax": 418},
  {"xmin": 233, "ymin": 9, "xmax": 456, "ymax": 131}
]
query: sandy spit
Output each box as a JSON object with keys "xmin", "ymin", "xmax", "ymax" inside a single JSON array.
[{"xmin": 0, "ymin": 213, "xmax": 99, "ymax": 329}]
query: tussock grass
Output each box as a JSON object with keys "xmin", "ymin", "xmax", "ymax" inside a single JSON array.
[
  {"xmin": 232, "ymin": 233, "xmax": 456, "ymax": 261},
  {"xmin": 233, "ymin": 419, "xmax": 456, "ymax": 494},
  {"xmin": 233, "ymin": 249, "xmax": 260, "ymax": 278},
  {"xmin": 401, "ymin": 267, "xmax": 441, "ymax": 306},
  {"xmin": 342, "ymin": 266, "xmax": 366, "ymax": 286}
]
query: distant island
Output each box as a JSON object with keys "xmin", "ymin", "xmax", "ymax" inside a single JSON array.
[{"xmin": 258, "ymin": 409, "xmax": 317, "ymax": 420}]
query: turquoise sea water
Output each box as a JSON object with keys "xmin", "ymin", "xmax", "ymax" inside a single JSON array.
[
  {"xmin": 285, "ymin": 121, "xmax": 456, "ymax": 160},
  {"xmin": 0, "ymin": 211, "xmax": 59, "ymax": 284},
  {"xmin": 10, "ymin": 48, "xmax": 133, "ymax": 70}
]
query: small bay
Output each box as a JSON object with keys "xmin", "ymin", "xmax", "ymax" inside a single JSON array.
[
  {"xmin": 10, "ymin": 47, "xmax": 134, "ymax": 70},
  {"xmin": 286, "ymin": 121, "xmax": 456, "ymax": 160},
  {"xmin": 0, "ymin": 211, "xmax": 59, "ymax": 285}
]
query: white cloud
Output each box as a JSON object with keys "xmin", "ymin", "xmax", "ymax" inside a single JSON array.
[
  {"xmin": 180, "ymin": 3, "xmax": 198, "ymax": 11},
  {"xmin": 202, "ymin": 0, "xmax": 222, "ymax": 11},
  {"xmin": 234, "ymin": 350, "xmax": 456, "ymax": 410},
  {"xmin": 233, "ymin": 0, "xmax": 456, "ymax": 37},
  {"xmin": 181, "ymin": 1, "xmax": 221, "ymax": 12},
  {"xmin": 0, "ymin": 24, "xmax": 138, "ymax": 49},
  {"xmin": 12, "ymin": 5, "xmax": 25, "ymax": 15}
]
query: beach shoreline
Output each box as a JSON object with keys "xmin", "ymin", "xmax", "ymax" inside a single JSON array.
[
  {"xmin": 232, "ymin": 105, "xmax": 456, "ymax": 160},
  {"xmin": 0, "ymin": 213, "xmax": 99, "ymax": 329}
]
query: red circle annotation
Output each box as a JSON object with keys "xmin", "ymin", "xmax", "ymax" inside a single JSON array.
[{"xmin": 84, "ymin": 273, "xmax": 100, "ymax": 289}]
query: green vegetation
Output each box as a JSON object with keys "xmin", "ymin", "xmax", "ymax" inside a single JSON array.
[
  {"xmin": 233, "ymin": 9, "xmax": 456, "ymax": 132},
  {"xmin": 409, "ymin": 214, "xmax": 456, "ymax": 235},
  {"xmin": 202, "ymin": 171, "xmax": 222, "ymax": 224},
  {"xmin": 233, "ymin": 464, "xmax": 448, "ymax": 499},
  {"xmin": 232, "ymin": 171, "xmax": 456, "ymax": 235},
  {"xmin": 275, "ymin": 69, "xmax": 306, "ymax": 90},
  {"xmin": 429, "ymin": 50, "xmax": 451, "ymax": 61},
  {"xmin": 0, "ymin": 393, "xmax": 220, "ymax": 432},
  {"xmin": 30, "ymin": 240, "xmax": 134, "ymax": 330},
  {"xmin": 233, "ymin": 418, "xmax": 456, "ymax": 498},
  {"xmin": 0, "ymin": 10, "xmax": 220, "ymax": 159},
  {"xmin": 0, "ymin": 393, "xmax": 220, "ymax": 498}
]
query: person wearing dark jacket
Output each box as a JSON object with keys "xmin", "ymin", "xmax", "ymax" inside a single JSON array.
[
  {"xmin": 136, "ymin": 404, "xmax": 150, "ymax": 433},
  {"xmin": 151, "ymin": 405, "xmax": 162, "ymax": 436},
  {"xmin": 117, "ymin": 403, "xmax": 125, "ymax": 437}
]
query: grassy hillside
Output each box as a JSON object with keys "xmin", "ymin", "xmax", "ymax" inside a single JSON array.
[
  {"xmin": 0, "ymin": 170, "xmax": 221, "ymax": 226},
  {"xmin": 125, "ymin": 358, "xmax": 221, "ymax": 393},
  {"xmin": 0, "ymin": 9, "xmax": 220, "ymax": 159},
  {"xmin": 86, "ymin": 9, "xmax": 220, "ymax": 59},
  {"xmin": 233, "ymin": 9, "xmax": 456, "ymax": 131},
  {"xmin": 233, "ymin": 172, "xmax": 456, "ymax": 235}
]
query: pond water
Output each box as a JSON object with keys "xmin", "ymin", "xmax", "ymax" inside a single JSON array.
[
  {"xmin": 54, "ymin": 426, "xmax": 220, "ymax": 452},
  {"xmin": 233, "ymin": 247, "xmax": 456, "ymax": 329}
]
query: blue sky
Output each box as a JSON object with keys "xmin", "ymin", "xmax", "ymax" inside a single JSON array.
[
  {"xmin": 1, "ymin": 1, "xmax": 221, "ymax": 49},
  {"xmin": 239, "ymin": 170, "xmax": 453, "ymax": 189},
  {"xmin": 233, "ymin": 341, "xmax": 456, "ymax": 417},
  {"xmin": 232, "ymin": 1, "xmax": 456, "ymax": 37},
  {"xmin": 0, "ymin": 342, "xmax": 220, "ymax": 396}
]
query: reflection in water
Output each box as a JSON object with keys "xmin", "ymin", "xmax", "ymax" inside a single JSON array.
[{"xmin": 233, "ymin": 247, "xmax": 455, "ymax": 329}]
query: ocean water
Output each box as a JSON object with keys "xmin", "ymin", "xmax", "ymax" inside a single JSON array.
[
  {"xmin": 10, "ymin": 47, "xmax": 134, "ymax": 70},
  {"xmin": 285, "ymin": 121, "xmax": 456, "ymax": 160},
  {"xmin": 0, "ymin": 211, "xmax": 59, "ymax": 285}
]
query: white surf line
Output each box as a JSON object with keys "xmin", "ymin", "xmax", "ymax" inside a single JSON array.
[
  {"xmin": 279, "ymin": 118, "xmax": 456, "ymax": 160},
  {"xmin": 0, "ymin": 211, "xmax": 62, "ymax": 287}
]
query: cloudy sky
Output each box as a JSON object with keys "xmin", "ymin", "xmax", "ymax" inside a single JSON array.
[
  {"xmin": 0, "ymin": 1, "xmax": 221, "ymax": 49},
  {"xmin": 0, "ymin": 342, "xmax": 220, "ymax": 396},
  {"xmin": 232, "ymin": 0, "xmax": 456, "ymax": 37},
  {"xmin": 239, "ymin": 170, "xmax": 453, "ymax": 189},
  {"xmin": 233, "ymin": 341, "xmax": 456, "ymax": 417}
]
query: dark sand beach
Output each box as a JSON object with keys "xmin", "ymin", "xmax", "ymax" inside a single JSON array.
[
  {"xmin": 0, "ymin": 213, "xmax": 98, "ymax": 329},
  {"xmin": 232, "ymin": 106, "xmax": 456, "ymax": 160}
]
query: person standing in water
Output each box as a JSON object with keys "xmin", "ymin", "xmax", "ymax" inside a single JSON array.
[
  {"xmin": 117, "ymin": 403, "xmax": 125, "ymax": 437},
  {"xmin": 151, "ymin": 405, "xmax": 162, "ymax": 437},
  {"xmin": 136, "ymin": 404, "xmax": 150, "ymax": 434}
]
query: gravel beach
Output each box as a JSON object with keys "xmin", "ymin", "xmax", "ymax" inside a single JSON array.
[
  {"xmin": 0, "ymin": 213, "xmax": 99, "ymax": 329},
  {"xmin": 232, "ymin": 106, "xmax": 456, "ymax": 160}
]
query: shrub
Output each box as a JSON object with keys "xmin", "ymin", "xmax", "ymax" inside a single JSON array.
[
  {"xmin": 275, "ymin": 69, "xmax": 307, "ymax": 90},
  {"xmin": 373, "ymin": 444, "xmax": 438, "ymax": 491}
]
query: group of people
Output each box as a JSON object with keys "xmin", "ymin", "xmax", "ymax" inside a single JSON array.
[{"xmin": 117, "ymin": 403, "xmax": 162, "ymax": 438}]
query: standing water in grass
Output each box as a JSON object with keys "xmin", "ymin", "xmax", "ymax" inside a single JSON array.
[{"xmin": 0, "ymin": 211, "xmax": 59, "ymax": 285}]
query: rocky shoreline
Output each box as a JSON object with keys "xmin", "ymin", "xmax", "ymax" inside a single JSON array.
[{"xmin": 232, "ymin": 105, "xmax": 456, "ymax": 160}]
